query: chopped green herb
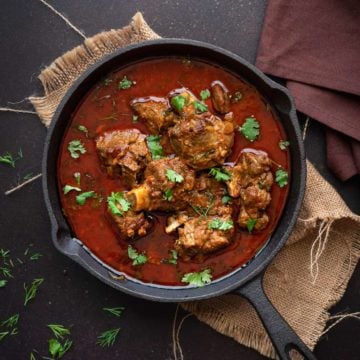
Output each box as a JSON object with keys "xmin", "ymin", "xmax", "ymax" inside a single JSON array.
[
  {"xmin": 1, "ymin": 314, "xmax": 19, "ymax": 328},
  {"xmin": 171, "ymin": 95, "xmax": 186, "ymax": 112},
  {"xmin": 208, "ymin": 218, "xmax": 234, "ymax": 231},
  {"xmin": 30, "ymin": 253, "xmax": 42, "ymax": 261},
  {"xmin": 222, "ymin": 195, "xmax": 232, "ymax": 205},
  {"xmin": 246, "ymin": 219, "xmax": 257, "ymax": 233},
  {"xmin": 168, "ymin": 250, "xmax": 178, "ymax": 265},
  {"xmin": 132, "ymin": 115, "xmax": 139, "ymax": 123},
  {"xmin": 275, "ymin": 168, "xmax": 288, "ymax": 188},
  {"xmin": 102, "ymin": 307, "xmax": 125, "ymax": 318},
  {"xmin": 181, "ymin": 269, "xmax": 212, "ymax": 287},
  {"xmin": 23, "ymin": 173, "xmax": 33, "ymax": 181},
  {"xmin": 0, "ymin": 149, "xmax": 22, "ymax": 168},
  {"xmin": 10, "ymin": 328, "xmax": 17, "ymax": 336},
  {"xmin": 194, "ymin": 100, "xmax": 208, "ymax": 113},
  {"xmin": 24, "ymin": 248, "xmax": 29, "ymax": 256},
  {"xmin": 0, "ymin": 249, "xmax": 10, "ymax": 259},
  {"xmin": 48, "ymin": 338, "xmax": 72, "ymax": 359},
  {"xmin": 239, "ymin": 117, "xmax": 260, "ymax": 142},
  {"xmin": 76, "ymin": 191, "xmax": 96, "ymax": 205},
  {"xmin": 30, "ymin": 351, "xmax": 37, "ymax": 360},
  {"xmin": 0, "ymin": 280, "xmax": 7, "ymax": 288},
  {"xmin": 146, "ymin": 135, "xmax": 164, "ymax": 160},
  {"xmin": 231, "ymin": 91, "xmax": 242, "ymax": 103},
  {"xmin": 0, "ymin": 331, "xmax": 9, "ymax": 342},
  {"xmin": 166, "ymin": 169, "xmax": 184, "ymax": 183},
  {"xmin": 163, "ymin": 189, "xmax": 173, "ymax": 201},
  {"xmin": 0, "ymin": 267, "xmax": 13, "ymax": 278},
  {"xmin": 209, "ymin": 167, "xmax": 232, "ymax": 182},
  {"xmin": 128, "ymin": 245, "xmax": 147, "ymax": 266},
  {"xmin": 279, "ymin": 140, "xmax": 290, "ymax": 150},
  {"xmin": 200, "ymin": 89, "xmax": 211, "ymax": 101},
  {"xmin": 118, "ymin": 76, "xmax": 134, "ymax": 89},
  {"xmin": 73, "ymin": 172, "xmax": 81, "ymax": 185},
  {"xmin": 107, "ymin": 192, "xmax": 131, "ymax": 217},
  {"xmin": 67, "ymin": 140, "xmax": 86, "ymax": 159},
  {"xmin": 63, "ymin": 185, "xmax": 81, "ymax": 195},
  {"xmin": 77, "ymin": 125, "xmax": 88, "ymax": 136},
  {"xmin": 190, "ymin": 192, "xmax": 214, "ymax": 217},
  {"xmin": 24, "ymin": 278, "xmax": 44, "ymax": 306},
  {"xmin": 97, "ymin": 328, "xmax": 121, "ymax": 347},
  {"xmin": 47, "ymin": 324, "xmax": 71, "ymax": 340}
]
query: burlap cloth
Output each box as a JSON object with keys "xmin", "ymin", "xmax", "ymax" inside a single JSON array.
[{"xmin": 30, "ymin": 13, "xmax": 360, "ymax": 359}]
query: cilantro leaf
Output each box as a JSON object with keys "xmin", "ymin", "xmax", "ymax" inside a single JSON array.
[
  {"xmin": 128, "ymin": 245, "xmax": 148, "ymax": 266},
  {"xmin": 168, "ymin": 250, "xmax": 178, "ymax": 265},
  {"xmin": 208, "ymin": 218, "xmax": 234, "ymax": 231},
  {"xmin": 239, "ymin": 117, "xmax": 260, "ymax": 142},
  {"xmin": 49, "ymin": 338, "xmax": 72, "ymax": 359},
  {"xmin": 107, "ymin": 192, "xmax": 131, "ymax": 216},
  {"xmin": 166, "ymin": 169, "xmax": 184, "ymax": 183},
  {"xmin": 77, "ymin": 125, "xmax": 88, "ymax": 136},
  {"xmin": 275, "ymin": 168, "xmax": 288, "ymax": 188},
  {"xmin": 279, "ymin": 140, "xmax": 290, "ymax": 150},
  {"xmin": 222, "ymin": 195, "xmax": 232, "ymax": 205},
  {"xmin": 181, "ymin": 269, "xmax": 212, "ymax": 287},
  {"xmin": 194, "ymin": 100, "xmax": 208, "ymax": 113},
  {"xmin": 67, "ymin": 140, "xmax": 86, "ymax": 159},
  {"xmin": 200, "ymin": 89, "xmax": 211, "ymax": 101},
  {"xmin": 146, "ymin": 135, "xmax": 164, "ymax": 160},
  {"xmin": 118, "ymin": 76, "xmax": 134, "ymax": 89},
  {"xmin": 63, "ymin": 185, "xmax": 81, "ymax": 195},
  {"xmin": 246, "ymin": 219, "xmax": 257, "ymax": 233},
  {"xmin": 76, "ymin": 191, "xmax": 96, "ymax": 205},
  {"xmin": 0, "ymin": 150, "xmax": 22, "ymax": 168},
  {"xmin": 209, "ymin": 167, "xmax": 232, "ymax": 182},
  {"xmin": 163, "ymin": 189, "xmax": 173, "ymax": 201},
  {"xmin": 171, "ymin": 95, "xmax": 186, "ymax": 112}
]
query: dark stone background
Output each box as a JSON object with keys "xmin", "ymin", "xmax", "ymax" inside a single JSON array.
[{"xmin": 0, "ymin": 1, "xmax": 359, "ymax": 359}]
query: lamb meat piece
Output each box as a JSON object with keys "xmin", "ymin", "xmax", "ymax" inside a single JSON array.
[
  {"xmin": 238, "ymin": 205, "xmax": 269, "ymax": 231},
  {"xmin": 175, "ymin": 216, "xmax": 234, "ymax": 259},
  {"xmin": 168, "ymin": 88, "xmax": 199, "ymax": 117},
  {"xmin": 130, "ymin": 97, "xmax": 177, "ymax": 134},
  {"xmin": 127, "ymin": 157, "xmax": 196, "ymax": 212},
  {"xmin": 165, "ymin": 212, "xmax": 189, "ymax": 234},
  {"xmin": 168, "ymin": 112, "xmax": 234, "ymax": 169},
  {"xmin": 96, "ymin": 129, "xmax": 151, "ymax": 187},
  {"xmin": 211, "ymin": 80, "xmax": 230, "ymax": 114}
]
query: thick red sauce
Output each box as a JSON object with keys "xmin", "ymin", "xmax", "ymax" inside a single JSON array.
[{"xmin": 57, "ymin": 58, "xmax": 289, "ymax": 286}]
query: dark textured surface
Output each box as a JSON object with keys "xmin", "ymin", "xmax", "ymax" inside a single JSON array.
[{"xmin": 0, "ymin": 1, "xmax": 359, "ymax": 359}]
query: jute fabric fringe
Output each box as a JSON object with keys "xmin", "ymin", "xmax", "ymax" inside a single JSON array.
[{"xmin": 30, "ymin": 13, "xmax": 360, "ymax": 359}]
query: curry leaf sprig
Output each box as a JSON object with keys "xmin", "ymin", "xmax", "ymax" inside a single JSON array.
[
  {"xmin": 97, "ymin": 328, "xmax": 121, "ymax": 347},
  {"xmin": 182, "ymin": 269, "xmax": 212, "ymax": 287},
  {"xmin": 24, "ymin": 278, "xmax": 44, "ymax": 306}
]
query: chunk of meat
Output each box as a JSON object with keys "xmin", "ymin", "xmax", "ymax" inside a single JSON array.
[
  {"xmin": 211, "ymin": 80, "xmax": 230, "ymax": 114},
  {"xmin": 169, "ymin": 88, "xmax": 198, "ymax": 117},
  {"xmin": 165, "ymin": 212, "xmax": 189, "ymax": 234},
  {"xmin": 168, "ymin": 112, "xmax": 234, "ymax": 169},
  {"xmin": 127, "ymin": 157, "xmax": 196, "ymax": 212},
  {"xmin": 130, "ymin": 97, "xmax": 176, "ymax": 134},
  {"xmin": 175, "ymin": 216, "xmax": 234, "ymax": 259},
  {"xmin": 96, "ymin": 129, "xmax": 151, "ymax": 187},
  {"xmin": 238, "ymin": 205, "xmax": 269, "ymax": 231}
]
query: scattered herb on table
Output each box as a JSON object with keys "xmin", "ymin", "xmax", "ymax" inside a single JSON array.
[
  {"xmin": 47, "ymin": 324, "xmax": 71, "ymax": 340},
  {"xmin": 166, "ymin": 169, "xmax": 184, "ymax": 183},
  {"xmin": 24, "ymin": 278, "xmax": 44, "ymax": 306},
  {"xmin": 168, "ymin": 250, "xmax": 178, "ymax": 265},
  {"xmin": 0, "ymin": 267, "xmax": 13, "ymax": 278},
  {"xmin": 97, "ymin": 328, "xmax": 121, "ymax": 347},
  {"xmin": 209, "ymin": 167, "xmax": 232, "ymax": 182},
  {"xmin": 163, "ymin": 189, "xmax": 173, "ymax": 201},
  {"xmin": 128, "ymin": 245, "xmax": 147, "ymax": 266},
  {"xmin": 30, "ymin": 253, "xmax": 42, "ymax": 261},
  {"xmin": 30, "ymin": 351, "xmax": 37, "ymax": 360},
  {"xmin": 1, "ymin": 314, "xmax": 19, "ymax": 328},
  {"xmin": 0, "ymin": 331, "xmax": 9, "ymax": 342},
  {"xmin": 132, "ymin": 115, "xmax": 139, "ymax": 123},
  {"xmin": 231, "ymin": 91, "xmax": 242, "ymax": 103},
  {"xmin": 275, "ymin": 168, "xmax": 288, "ymax": 188},
  {"xmin": 208, "ymin": 218, "xmax": 234, "ymax": 231},
  {"xmin": 73, "ymin": 172, "xmax": 81, "ymax": 185},
  {"xmin": 0, "ymin": 249, "xmax": 10, "ymax": 259},
  {"xmin": 171, "ymin": 95, "xmax": 186, "ymax": 112},
  {"xmin": 181, "ymin": 269, "xmax": 212, "ymax": 287},
  {"xmin": 0, "ymin": 280, "xmax": 7, "ymax": 288},
  {"xmin": 48, "ymin": 338, "xmax": 72, "ymax": 359},
  {"xmin": 102, "ymin": 307, "xmax": 125, "ymax": 318},
  {"xmin": 63, "ymin": 185, "xmax": 81, "ymax": 195},
  {"xmin": 76, "ymin": 191, "xmax": 96, "ymax": 205},
  {"xmin": 118, "ymin": 76, "xmax": 134, "ymax": 89},
  {"xmin": 246, "ymin": 219, "xmax": 257, "ymax": 234},
  {"xmin": 193, "ymin": 100, "xmax": 208, "ymax": 113},
  {"xmin": 238, "ymin": 117, "xmax": 260, "ymax": 142},
  {"xmin": 200, "ymin": 89, "xmax": 211, "ymax": 101},
  {"xmin": 0, "ymin": 149, "xmax": 22, "ymax": 168},
  {"xmin": 279, "ymin": 140, "xmax": 290, "ymax": 150},
  {"xmin": 67, "ymin": 140, "xmax": 86, "ymax": 159},
  {"xmin": 222, "ymin": 194, "xmax": 232, "ymax": 205},
  {"xmin": 146, "ymin": 135, "xmax": 164, "ymax": 160},
  {"xmin": 23, "ymin": 172, "xmax": 33, "ymax": 181},
  {"xmin": 107, "ymin": 192, "xmax": 131, "ymax": 217}
]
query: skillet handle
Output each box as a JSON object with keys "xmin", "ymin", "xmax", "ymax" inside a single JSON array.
[{"xmin": 235, "ymin": 275, "xmax": 316, "ymax": 360}]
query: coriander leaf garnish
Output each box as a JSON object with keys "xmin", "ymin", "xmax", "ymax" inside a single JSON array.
[
  {"xmin": 200, "ymin": 89, "xmax": 211, "ymax": 101},
  {"xmin": 102, "ymin": 307, "xmax": 125, "ymax": 317},
  {"xmin": 132, "ymin": 115, "xmax": 139, "ymax": 123},
  {"xmin": 209, "ymin": 167, "xmax": 232, "ymax": 182},
  {"xmin": 193, "ymin": 100, "xmax": 208, "ymax": 113},
  {"xmin": 1, "ymin": 314, "xmax": 19, "ymax": 328},
  {"xmin": 239, "ymin": 117, "xmax": 260, "ymax": 142},
  {"xmin": 208, "ymin": 218, "xmax": 234, "ymax": 231},
  {"xmin": 275, "ymin": 168, "xmax": 288, "ymax": 188},
  {"xmin": 107, "ymin": 192, "xmax": 131, "ymax": 217},
  {"xmin": 0, "ymin": 331, "xmax": 9, "ymax": 342},
  {"xmin": 77, "ymin": 125, "xmax": 88, "ymax": 136},
  {"xmin": 128, "ymin": 245, "xmax": 148, "ymax": 266},
  {"xmin": 118, "ymin": 76, "xmax": 134, "ymax": 89},
  {"xmin": 30, "ymin": 253, "xmax": 42, "ymax": 261},
  {"xmin": 146, "ymin": 135, "xmax": 164, "ymax": 160},
  {"xmin": 222, "ymin": 195, "xmax": 232, "ymax": 205},
  {"xmin": 181, "ymin": 269, "xmax": 212, "ymax": 287},
  {"xmin": 0, "ymin": 149, "xmax": 22, "ymax": 168},
  {"xmin": 171, "ymin": 95, "xmax": 186, "ymax": 112},
  {"xmin": 231, "ymin": 91, "xmax": 242, "ymax": 103},
  {"xmin": 168, "ymin": 250, "xmax": 178, "ymax": 265},
  {"xmin": 76, "ymin": 191, "xmax": 96, "ymax": 205},
  {"xmin": 0, "ymin": 280, "xmax": 7, "ymax": 288},
  {"xmin": 67, "ymin": 140, "xmax": 86, "ymax": 159},
  {"xmin": 24, "ymin": 278, "xmax": 44, "ymax": 306},
  {"xmin": 246, "ymin": 219, "xmax": 257, "ymax": 233},
  {"xmin": 73, "ymin": 172, "xmax": 81, "ymax": 185},
  {"xmin": 48, "ymin": 338, "xmax": 72, "ymax": 359},
  {"xmin": 47, "ymin": 324, "xmax": 71, "ymax": 340},
  {"xmin": 163, "ymin": 189, "xmax": 173, "ymax": 201},
  {"xmin": 166, "ymin": 169, "xmax": 184, "ymax": 183},
  {"xmin": 97, "ymin": 328, "xmax": 121, "ymax": 347},
  {"xmin": 279, "ymin": 140, "xmax": 290, "ymax": 150},
  {"xmin": 63, "ymin": 185, "xmax": 81, "ymax": 195}
]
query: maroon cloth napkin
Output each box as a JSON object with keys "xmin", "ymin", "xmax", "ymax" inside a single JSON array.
[{"xmin": 255, "ymin": 0, "xmax": 360, "ymax": 180}]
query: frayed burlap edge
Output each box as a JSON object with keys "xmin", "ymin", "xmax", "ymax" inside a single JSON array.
[{"xmin": 28, "ymin": 12, "xmax": 160, "ymax": 126}]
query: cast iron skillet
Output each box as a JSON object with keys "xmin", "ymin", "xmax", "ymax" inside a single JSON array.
[{"xmin": 43, "ymin": 39, "xmax": 313, "ymax": 360}]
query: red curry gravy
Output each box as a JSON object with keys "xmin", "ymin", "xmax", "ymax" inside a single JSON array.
[{"xmin": 57, "ymin": 58, "xmax": 289, "ymax": 286}]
